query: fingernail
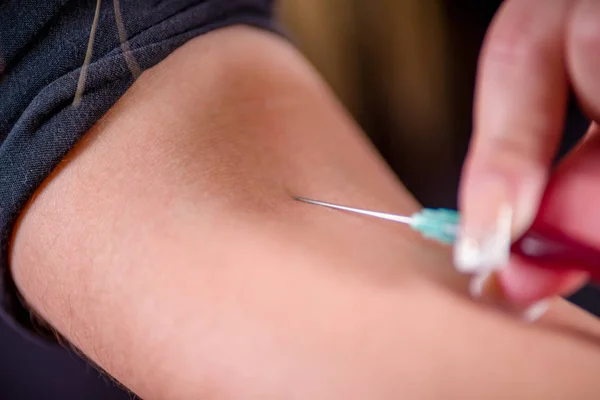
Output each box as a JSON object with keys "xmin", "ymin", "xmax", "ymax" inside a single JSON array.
[
  {"xmin": 521, "ymin": 299, "xmax": 550, "ymax": 322},
  {"xmin": 454, "ymin": 201, "xmax": 513, "ymax": 274},
  {"xmin": 468, "ymin": 270, "xmax": 515, "ymax": 315},
  {"xmin": 469, "ymin": 271, "xmax": 490, "ymax": 299},
  {"xmin": 512, "ymin": 176, "xmax": 546, "ymax": 237},
  {"xmin": 469, "ymin": 271, "xmax": 550, "ymax": 322},
  {"xmin": 456, "ymin": 174, "xmax": 546, "ymax": 274},
  {"xmin": 469, "ymin": 270, "xmax": 505, "ymax": 303}
]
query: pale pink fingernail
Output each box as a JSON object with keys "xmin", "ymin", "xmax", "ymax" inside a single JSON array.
[
  {"xmin": 469, "ymin": 270, "xmax": 505, "ymax": 303},
  {"xmin": 512, "ymin": 175, "xmax": 546, "ymax": 237},
  {"xmin": 455, "ymin": 172, "xmax": 546, "ymax": 276},
  {"xmin": 469, "ymin": 271, "xmax": 550, "ymax": 322},
  {"xmin": 454, "ymin": 200, "xmax": 513, "ymax": 274},
  {"xmin": 469, "ymin": 271, "xmax": 492, "ymax": 299},
  {"xmin": 521, "ymin": 299, "xmax": 550, "ymax": 322}
]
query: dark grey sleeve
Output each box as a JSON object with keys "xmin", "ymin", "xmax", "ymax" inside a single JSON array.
[{"xmin": 0, "ymin": 0, "xmax": 278, "ymax": 344}]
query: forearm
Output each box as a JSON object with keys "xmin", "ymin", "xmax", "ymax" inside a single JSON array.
[{"xmin": 9, "ymin": 26, "xmax": 600, "ymax": 399}]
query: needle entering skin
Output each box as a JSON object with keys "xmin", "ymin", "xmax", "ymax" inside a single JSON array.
[{"xmin": 294, "ymin": 197, "xmax": 413, "ymax": 225}]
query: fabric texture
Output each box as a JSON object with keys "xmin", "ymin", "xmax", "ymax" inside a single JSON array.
[{"xmin": 0, "ymin": 0, "xmax": 277, "ymax": 343}]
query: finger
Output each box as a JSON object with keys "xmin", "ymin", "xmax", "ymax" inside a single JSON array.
[
  {"xmin": 499, "ymin": 123, "xmax": 600, "ymax": 305},
  {"xmin": 567, "ymin": 0, "xmax": 600, "ymax": 122},
  {"xmin": 468, "ymin": 0, "xmax": 600, "ymax": 312},
  {"xmin": 469, "ymin": 267, "xmax": 586, "ymax": 322},
  {"xmin": 499, "ymin": 259, "xmax": 588, "ymax": 306},
  {"xmin": 455, "ymin": 0, "xmax": 574, "ymax": 273}
]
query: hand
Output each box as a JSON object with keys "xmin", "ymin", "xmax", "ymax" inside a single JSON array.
[{"xmin": 457, "ymin": 0, "xmax": 600, "ymax": 308}]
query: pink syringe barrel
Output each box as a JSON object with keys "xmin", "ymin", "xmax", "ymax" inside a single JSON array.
[{"xmin": 511, "ymin": 223, "xmax": 600, "ymax": 284}]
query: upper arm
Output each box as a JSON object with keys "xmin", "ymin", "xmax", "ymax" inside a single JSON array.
[
  {"xmin": 10, "ymin": 25, "xmax": 414, "ymax": 397},
  {"xmin": 9, "ymin": 25, "xmax": 600, "ymax": 399}
]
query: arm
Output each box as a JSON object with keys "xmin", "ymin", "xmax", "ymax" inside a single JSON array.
[{"xmin": 10, "ymin": 26, "xmax": 600, "ymax": 399}]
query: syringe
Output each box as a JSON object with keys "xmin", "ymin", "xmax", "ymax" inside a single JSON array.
[
  {"xmin": 294, "ymin": 196, "xmax": 600, "ymax": 284},
  {"xmin": 294, "ymin": 197, "xmax": 459, "ymax": 244}
]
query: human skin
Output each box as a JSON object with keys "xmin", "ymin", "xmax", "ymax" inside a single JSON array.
[{"xmin": 9, "ymin": 26, "xmax": 600, "ymax": 399}]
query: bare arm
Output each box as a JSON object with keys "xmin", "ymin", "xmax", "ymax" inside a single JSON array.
[{"xmin": 10, "ymin": 26, "xmax": 600, "ymax": 399}]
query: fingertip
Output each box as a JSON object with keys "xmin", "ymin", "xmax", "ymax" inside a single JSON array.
[
  {"xmin": 497, "ymin": 259, "xmax": 589, "ymax": 306},
  {"xmin": 456, "ymin": 168, "xmax": 547, "ymax": 276}
]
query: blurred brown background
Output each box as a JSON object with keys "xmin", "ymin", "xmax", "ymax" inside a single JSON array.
[{"xmin": 276, "ymin": 0, "xmax": 502, "ymax": 208}]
